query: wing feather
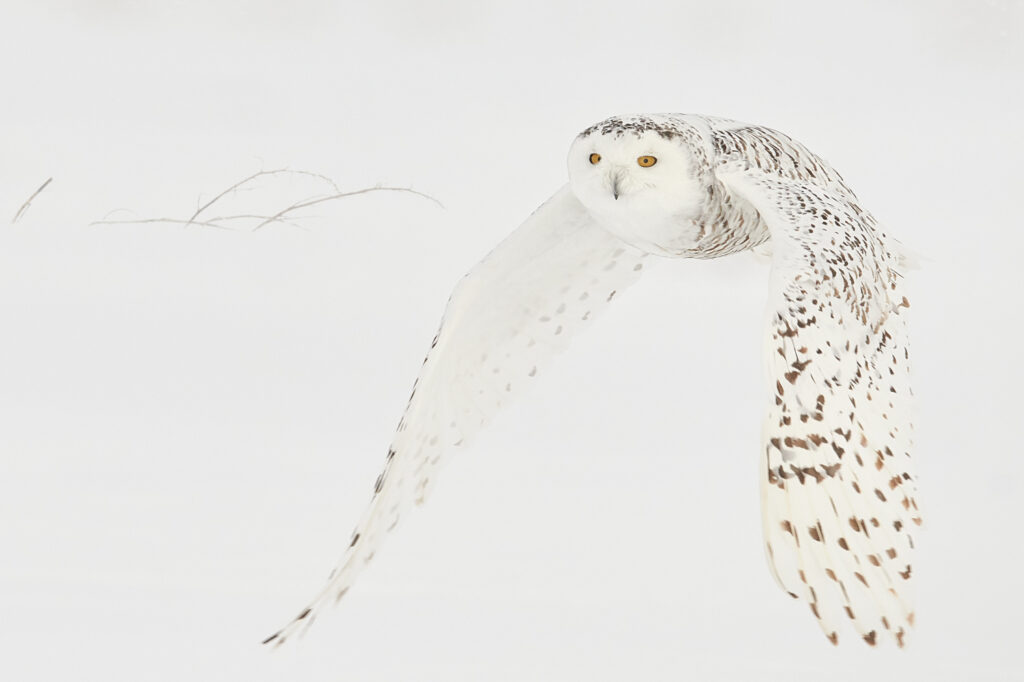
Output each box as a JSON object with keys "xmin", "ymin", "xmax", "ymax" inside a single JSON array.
[
  {"xmin": 719, "ymin": 163, "xmax": 918, "ymax": 647},
  {"xmin": 264, "ymin": 186, "xmax": 648, "ymax": 645}
]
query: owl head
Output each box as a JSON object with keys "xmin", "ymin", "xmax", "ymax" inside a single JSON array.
[{"xmin": 567, "ymin": 114, "xmax": 711, "ymax": 256}]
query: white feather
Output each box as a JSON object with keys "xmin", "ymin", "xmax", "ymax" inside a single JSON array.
[
  {"xmin": 264, "ymin": 186, "xmax": 647, "ymax": 645},
  {"xmin": 719, "ymin": 164, "xmax": 919, "ymax": 647}
]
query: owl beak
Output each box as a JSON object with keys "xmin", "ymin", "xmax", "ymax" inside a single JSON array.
[{"xmin": 610, "ymin": 169, "xmax": 624, "ymax": 200}]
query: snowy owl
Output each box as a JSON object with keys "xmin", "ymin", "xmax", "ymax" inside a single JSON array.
[{"xmin": 264, "ymin": 114, "xmax": 919, "ymax": 649}]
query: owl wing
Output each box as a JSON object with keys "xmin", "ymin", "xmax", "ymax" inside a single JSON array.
[
  {"xmin": 717, "ymin": 164, "xmax": 919, "ymax": 647},
  {"xmin": 264, "ymin": 185, "xmax": 648, "ymax": 645}
]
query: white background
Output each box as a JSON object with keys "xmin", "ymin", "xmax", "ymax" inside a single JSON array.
[{"xmin": 1, "ymin": 1, "xmax": 1021, "ymax": 680}]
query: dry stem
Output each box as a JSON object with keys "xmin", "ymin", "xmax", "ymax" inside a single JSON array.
[
  {"xmin": 94, "ymin": 170, "xmax": 438, "ymax": 233},
  {"xmin": 12, "ymin": 177, "xmax": 53, "ymax": 223}
]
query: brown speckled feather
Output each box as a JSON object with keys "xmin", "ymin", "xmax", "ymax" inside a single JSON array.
[{"xmin": 718, "ymin": 157, "xmax": 918, "ymax": 647}]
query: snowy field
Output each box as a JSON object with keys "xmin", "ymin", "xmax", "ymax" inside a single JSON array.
[{"xmin": 1, "ymin": 1, "xmax": 1021, "ymax": 680}]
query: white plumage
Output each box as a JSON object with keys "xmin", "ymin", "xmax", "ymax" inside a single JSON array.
[{"xmin": 264, "ymin": 114, "xmax": 918, "ymax": 649}]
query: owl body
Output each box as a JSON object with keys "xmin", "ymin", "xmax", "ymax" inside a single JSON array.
[{"xmin": 266, "ymin": 113, "xmax": 918, "ymax": 651}]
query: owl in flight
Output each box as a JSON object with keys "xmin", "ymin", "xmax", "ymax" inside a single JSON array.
[{"xmin": 264, "ymin": 114, "xmax": 919, "ymax": 649}]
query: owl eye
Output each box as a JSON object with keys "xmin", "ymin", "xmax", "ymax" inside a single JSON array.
[
  {"xmin": 589, "ymin": 153, "xmax": 601, "ymax": 165},
  {"xmin": 637, "ymin": 156, "xmax": 657, "ymax": 167}
]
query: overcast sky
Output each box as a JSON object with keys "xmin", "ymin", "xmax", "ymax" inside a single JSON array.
[{"xmin": 1, "ymin": 1, "xmax": 1022, "ymax": 680}]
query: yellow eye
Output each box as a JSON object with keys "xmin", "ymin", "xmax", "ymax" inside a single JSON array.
[
  {"xmin": 589, "ymin": 153, "xmax": 601, "ymax": 165},
  {"xmin": 637, "ymin": 155, "xmax": 657, "ymax": 167}
]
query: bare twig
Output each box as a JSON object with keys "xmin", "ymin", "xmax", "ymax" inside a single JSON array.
[
  {"xmin": 277, "ymin": 170, "xmax": 342, "ymax": 194},
  {"xmin": 185, "ymin": 169, "xmax": 278, "ymax": 226},
  {"xmin": 92, "ymin": 213, "xmax": 310, "ymax": 232},
  {"xmin": 252, "ymin": 187, "xmax": 443, "ymax": 231},
  {"xmin": 185, "ymin": 169, "xmax": 341, "ymax": 226},
  {"xmin": 89, "ymin": 217, "xmax": 235, "ymax": 231},
  {"xmin": 12, "ymin": 177, "xmax": 53, "ymax": 223},
  {"xmin": 94, "ymin": 169, "xmax": 441, "ymax": 234},
  {"xmin": 204, "ymin": 213, "xmax": 310, "ymax": 231}
]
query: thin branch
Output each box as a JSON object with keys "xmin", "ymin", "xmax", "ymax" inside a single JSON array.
[
  {"xmin": 94, "ymin": 170, "xmax": 440, "ymax": 234},
  {"xmin": 185, "ymin": 169, "xmax": 341, "ymax": 226},
  {"xmin": 12, "ymin": 177, "xmax": 53, "ymax": 223},
  {"xmin": 278, "ymin": 170, "xmax": 342, "ymax": 194},
  {"xmin": 90, "ymin": 213, "xmax": 307, "ymax": 232},
  {"xmin": 204, "ymin": 213, "xmax": 309, "ymax": 230},
  {"xmin": 89, "ymin": 217, "xmax": 236, "ymax": 231},
  {"xmin": 185, "ymin": 169, "xmax": 279, "ymax": 226},
  {"xmin": 252, "ymin": 187, "xmax": 443, "ymax": 231}
]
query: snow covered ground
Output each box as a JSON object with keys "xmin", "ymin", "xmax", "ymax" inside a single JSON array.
[{"xmin": 1, "ymin": 1, "xmax": 1021, "ymax": 680}]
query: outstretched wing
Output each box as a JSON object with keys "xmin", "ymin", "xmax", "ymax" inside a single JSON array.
[
  {"xmin": 265, "ymin": 186, "xmax": 648, "ymax": 645},
  {"xmin": 718, "ymin": 164, "xmax": 919, "ymax": 647}
]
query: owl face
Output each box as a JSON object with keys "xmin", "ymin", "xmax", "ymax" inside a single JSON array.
[{"xmin": 567, "ymin": 121, "xmax": 707, "ymax": 256}]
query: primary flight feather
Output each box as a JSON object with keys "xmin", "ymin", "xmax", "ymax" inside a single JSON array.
[{"xmin": 264, "ymin": 113, "xmax": 918, "ymax": 649}]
